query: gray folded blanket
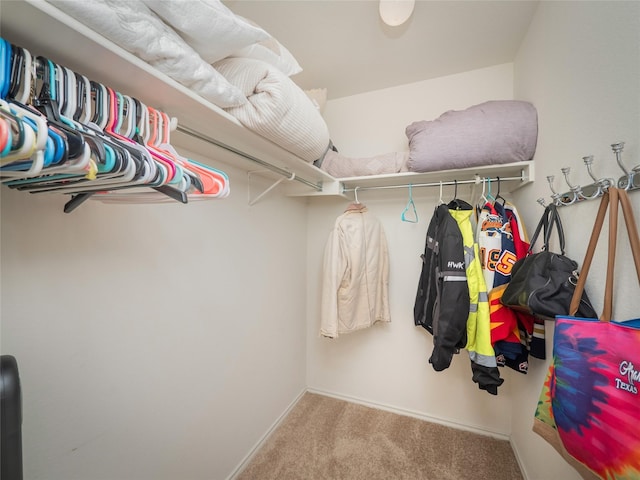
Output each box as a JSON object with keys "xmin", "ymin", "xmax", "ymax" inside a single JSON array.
[{"xmin": 319, "ymin": 150, "xmax": 409, "ymax": 178}]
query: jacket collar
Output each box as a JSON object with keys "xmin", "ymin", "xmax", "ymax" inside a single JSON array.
[{"xmin": 345, "ymin": 202, "xmax": 367, "ymax": 213}]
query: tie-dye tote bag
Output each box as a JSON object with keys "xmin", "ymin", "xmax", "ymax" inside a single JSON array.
[{"xmin": 533, "ymin": 188, "xmax": 640, "ymax": 480}]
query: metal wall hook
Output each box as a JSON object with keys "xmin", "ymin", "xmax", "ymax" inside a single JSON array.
[
  {"xmin": 582, "ymin": 155, "xmax": 615, "ymax": 198},
  {"xmin": 546, "ymin": 175, "xmax": 564, "ymax": 205},
  {"xmin": 612, "ymin": 142, "xmax": 629, "ymax": 176},
  {"xmin": 537, "ymin": 197, "xmax": 547, "ymax": 207},
  {"xmin": 561, "ymin": 167, "xmax": 581, "ymax": 193},
  {"xmin": 583, "ymin": 155, "xmax": 598, "ymax": 183},
  {"xmin": 548, "ymin": 174, "xmax": 577, "ymax": 205},
  {"xmin": 621, "ymin": 171, "xmax": 640, "ymax": 191},
  {"xmin": 611, "ymin": 141, "xmax": 640, "ymax": 190},
  {"xmin": 546, "ymin": 175, "xmax": 558, "ymax": 195},
  {"xmin": 543, "ymin": 140, "xmax": 638, "ymax": 208}
]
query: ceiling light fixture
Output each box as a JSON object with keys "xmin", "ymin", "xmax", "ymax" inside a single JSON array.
[{"xmin": 379, "ymin": 0, "xmax": 415, "ymax": 27}]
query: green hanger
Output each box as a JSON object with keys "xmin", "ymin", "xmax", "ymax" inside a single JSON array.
[{"xmin": 401, "ymin": 183, "xmax": 418, "ymax": 223}]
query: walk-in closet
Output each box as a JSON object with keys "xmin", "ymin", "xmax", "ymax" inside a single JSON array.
[{"xmin": 1, "ymin": 1, "xmax": 639, "ymax": 479}]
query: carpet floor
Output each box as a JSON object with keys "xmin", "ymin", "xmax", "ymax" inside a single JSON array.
[{"xmin": 236, "ymin": 392, "xmax": 524, "ymax": 480}]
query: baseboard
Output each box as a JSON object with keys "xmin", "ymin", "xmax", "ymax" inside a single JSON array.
[
  {"xmin": 510, "ymin": 437, "xmax": 530, "ymax": 480},
  {"xmin": 306, "ymin": 387, "xmax": 511, "ymax": 442},
  {"xmin": 226, "ymin": 388, "xmax": 307, "ymax": 480}
]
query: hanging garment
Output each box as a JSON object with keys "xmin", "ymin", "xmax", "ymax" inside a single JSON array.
[
  {"xmin": 414, "ymin": 204, "xmax": 469, "ymax": 371},
  {"xmin": 503, "ymin": 201, "xmax": 545, "ymax": 361},
  {"xmin": 449, "ymin": 202, "xmax": 503, "ymax": 395},
  {"xmin": 476, "ymin": 201, "xmax": 506, "ymax": 289},
  {"xmin": 477, "ymin": 200, "xmax": 541, "ymax": 374},
  {"xmin": 320, "ymin": 203, "xmax": 391, "ymax": 338},
  {"xmin": 503, "ymin": 202, "xmax": 530, "ymax": 260}
]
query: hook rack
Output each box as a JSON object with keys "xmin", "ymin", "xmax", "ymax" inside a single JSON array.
[
  {"xmin": 613, "ymin": 142, "xmax": 640, "ymax": 191},
  {"xmin": 543, "ymin": 141, "xmax": 640, "ymax": 207}
]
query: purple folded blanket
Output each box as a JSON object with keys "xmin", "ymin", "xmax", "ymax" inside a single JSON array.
[{"xmin": 406, "ymin": 100, "xmax": 538, "ymax": 173}]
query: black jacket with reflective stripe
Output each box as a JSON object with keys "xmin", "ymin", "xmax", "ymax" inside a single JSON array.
[{"xmin": 414, "ymin": 204, "xmax": 470, "ymax": 371}]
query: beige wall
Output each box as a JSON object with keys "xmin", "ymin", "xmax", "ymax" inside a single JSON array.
[
  {"xmin": 510, "ymin": 2, "xmax": 640, "ymax": 479},
  {"xmin": 324, "ymin": 63, "xmax": 514, "ymax": 157},
  {"xmin": 0, "ymin": 158, "xmax": 309, "ymax": 480},
  {"xmin": 2, "ymin": 3, "xmax": 638, "ymax": 480},
  {"xmin": 307, "ymin": 64, "xmax": 517, "ymax": 437},
  {"xmin": 309, "ymin": 2, "xmax": 640, "ymax": 478}
]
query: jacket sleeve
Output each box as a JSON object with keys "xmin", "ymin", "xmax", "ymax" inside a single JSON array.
[
  {"xmin": 429, "ymin": 223, "xmax": 470, "ymax": 371},
  {"xmin": 471, "ymin": 363, "xmax": 504, "ymax": 395},
  {"xmin": 320, "ymin": 223, "xmax": 347, "ymax": 338},
  {"xmin": 414, "ymin": 214, "xmax": 438, "ymax": 331}
]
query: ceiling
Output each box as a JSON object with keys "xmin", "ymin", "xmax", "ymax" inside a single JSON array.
[{"xmin": 224, "ymin": 1, "xmax": 539, "ymax": 100}]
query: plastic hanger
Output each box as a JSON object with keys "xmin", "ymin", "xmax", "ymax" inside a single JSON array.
[
  {"xmin": 7, "ymin": 46, "xmax": 24, "ymax": 101},
  {"xmin": 448, "ymin": 179, "xmax": 461, "ymax": 209},
  {"xmin": 157, "ymin": 112, "xmax": 228, "ymax": 196},
  {"xmin": 447, "ymin": 179, "xmax": 472, "ymax": 211},
  {"xmin": 90, "ymin": 80, "xmax": 108, "ymax": 130},
  {"xmin": 144, "ymin": 105, "xmax": 177, "ymax": 183},
  {"xmin": 0, "ymin": 110, "xmax": 43, "ymax": 178},
  {"xmin": 480, "ymin": 177, "xmax": 489, "ymax": 205},
  {"xmin": 0, "ymin": 117, "xmax": 8, "ymax": 154},
  {"xmin": 401, "ymin": 183, "xmax": 418, "ymax": 223},
  {"xmin": 0, "ymin": 39, "xmax": 11, "ymax": 100},
  {"xmin": 486, "ymin": 177, "xmax": 496, "ymax": 204},
  {"xmin": 72, "ymin": 71, "xmax": 85, "ymax": 122},
  {"xmin": 345, "ymin": 186, "xmax": 364, "ymax": 210},
  {"xmin": 4, "ymin": 66, "xmax": 105, "ymax": 182},
  {"xmin": 494, "ymin": 176, "xmax": 507, "ymax": 205},
  {"xmin": 0, "ymin": 107, "xmax": 25, "ymax": 159},
  {"xmin": 55, "ymin": 63, "xmax": 66, "ymax": 117},
  {"xmin": 0, "ymin": 100, "xmax": 47, "ymax": 159},
  {"xmin": 94, "ymin": 99, "xmax": 186, "ymax": 203},
  {"xmin": 1, "ymin": 39, "xmax": 231, "ymax": 208},
  {"xmin": 438, "ymin": 181, "xmax": 444, "ymax": 205},
  {"xmin": 62, "ymin": 67, "xmax": 77, "ymax": 120},
  {"xmin": 475, "ymin": 176, "xmax": 490, "ymax": 219},
  {"xmin": 77, "ymin": 73, "xmax": 92, "ymax": 124},
  {"xmin": 15, "ymin": 46, "xmax": 32, "ymax": 105}
]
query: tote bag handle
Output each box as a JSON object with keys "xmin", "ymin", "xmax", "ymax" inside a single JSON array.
[
  {"xmin": 527, "ymin": 203, "xmax": 566, "ymax": 255},
  {"xmin": 569, "ymin": 188, "xmax": 640, "ymax": 321}
]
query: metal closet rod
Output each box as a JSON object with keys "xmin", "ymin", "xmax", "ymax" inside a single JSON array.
[
  {"xmin": 176, "ymin": 124, "xmax": 323, "ymax": 191},
  {"xmin": 341, "ymin": 174, "xmax": 524, "ymax": 194}
]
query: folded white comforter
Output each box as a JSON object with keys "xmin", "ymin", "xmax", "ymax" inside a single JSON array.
[
  {"xmin": 215, "ymin": 57, "xmax": 331, "ymax": 163},
  {"xmin": 47, "ymin": 0, "xmax": 247, "ymax": 108}
]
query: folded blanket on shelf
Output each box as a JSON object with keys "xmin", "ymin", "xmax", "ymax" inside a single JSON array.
[
  {"xmin": 47, "ymin": 0, "xmax": 247, "ymax": 108},
  {"xmin": 318, "ymin": 150, "xmax": 409, "ymax": 178},
  {"xmin": 141, "ymin": 0, "xmax": 270, "ymax": 64},
  {"xmin": 406, "ymin": 100, "xmax": 538, "ymax": 173},
  {"xmin": 215, "ymin": 57, "xmax": 331, "ymax": 163}
]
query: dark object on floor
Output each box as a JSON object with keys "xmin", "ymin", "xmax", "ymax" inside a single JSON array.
[{"xmin": 1, "ymin": 355, "xmax": 23, "ymax": 480}]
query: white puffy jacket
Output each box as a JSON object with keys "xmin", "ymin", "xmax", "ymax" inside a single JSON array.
[{"xmin": 320, "ymin": 203, "xmax": 391, "ymax": 338}]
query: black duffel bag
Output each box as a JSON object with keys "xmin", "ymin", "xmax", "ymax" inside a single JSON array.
[{"xmin": 501, "ymin": 203, "xmax": 597, "ymax": 320}]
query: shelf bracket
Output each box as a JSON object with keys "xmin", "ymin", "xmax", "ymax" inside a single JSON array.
[{"xmin": 247, "ymin": 170, "xmax": 296, "ymax": 206}]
